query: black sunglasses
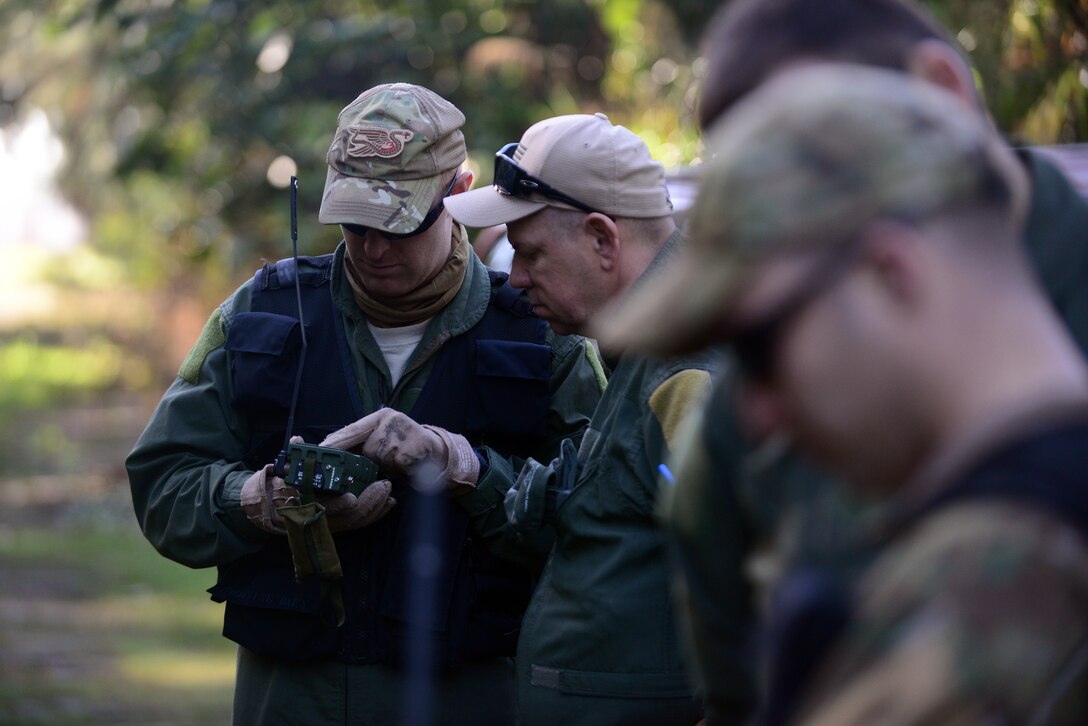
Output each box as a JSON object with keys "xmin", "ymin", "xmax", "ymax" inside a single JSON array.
[
  {"xmin": 342, "ymin": 174, "xmax": 458, "ymax": 240},
  {"xmin": 493, "ymin": 143, "xmax": 602, "ymax": 214},
  {"xmin": 729, "ymin": 243, "xmax": 860, "ymax": 384}
]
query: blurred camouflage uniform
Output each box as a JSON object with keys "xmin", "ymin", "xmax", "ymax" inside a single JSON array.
[
  {"xmin": 595, "ymin": 65, "xmax": 1088, "ymax": 725},
  {"xmin": 659, "ymin": 135, "xmax": 1088, "ymax": 726},
  {"xmin": 795, "ymin": 405, "xmax": 1088, "ymax": 723}
]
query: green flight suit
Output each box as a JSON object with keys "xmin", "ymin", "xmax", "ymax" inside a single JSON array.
[
  {"xmin": 126, "ymin": 241, "xmax": 606, "ymax": 724},
  {"xmin": 662, "ymin": 149, "xmax": 1088, "ymax": 724},
  {"xmin": 495, "ymin": 232, "xmax": 724, "ymax": 725}
]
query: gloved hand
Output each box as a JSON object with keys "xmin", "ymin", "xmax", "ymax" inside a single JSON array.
[
  {"xmin": 320, "ymin": 409, "xmax": 480, "ymax": 493},
  {"xmin": 240, "ymin": 454, "xmax": 396, "ymax": 535},
  {"xmin": 505, "ymin": 438, "xmax": 579, "ymax": 534},
  {"xmin": 240, "ymin": 463, "xmax": 297, "ymax": 535},
  {"xmin": 320, "ymin": 481, "xmax": 397, "ymax": 533}
]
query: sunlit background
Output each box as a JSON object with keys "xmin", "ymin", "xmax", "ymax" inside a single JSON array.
[{"xmin": 1, "ymin": 0, "xmax": 1086, "ymax": 722}]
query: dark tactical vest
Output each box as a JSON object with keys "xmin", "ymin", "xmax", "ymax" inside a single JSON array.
[
  {"xmin": 210, "ymin": 254, "xmax": 552, "ymax": 667},
  {"xmin": 760, "ymin": 417, "xmax": 1088, "ymax": 726}
]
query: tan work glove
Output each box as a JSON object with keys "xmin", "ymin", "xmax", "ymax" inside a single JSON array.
[
  {"xmin": 320, "ymin": 409, "xmax": 480, "ymax": 493},
  {"xmin": 240, "ymin": 463, "xmax": 396, "ymax": 535},
  {"xmin": 240, "ymin": 464, "xmax": 296, "ymax": 535}
]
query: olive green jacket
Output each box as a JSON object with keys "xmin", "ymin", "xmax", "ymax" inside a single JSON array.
[
  {"xmin": 508, "ymin": 232, "xmax": 724, "ymax": 726},
  {"xmin": 662, "ymin": 150, "xmax": 1088, "ymax": 725}
]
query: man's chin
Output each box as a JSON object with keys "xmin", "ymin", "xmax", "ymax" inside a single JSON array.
[{"xmin": 539, "ymin": 314, "xmax": 582, "ymax": 337}]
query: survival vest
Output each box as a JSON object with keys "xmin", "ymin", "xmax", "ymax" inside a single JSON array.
[{"xmin": 210, "ymin": 253, "xmax": 552, "ymax": 668}]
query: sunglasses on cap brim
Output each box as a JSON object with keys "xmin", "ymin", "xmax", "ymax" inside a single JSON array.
[
  {"xmin": 342, "ymin": 174, "xmax": 458, "ymax": 240},
  {"xmin": 493, "ymin": 143, "xmax": 602, "ymax": 215}
]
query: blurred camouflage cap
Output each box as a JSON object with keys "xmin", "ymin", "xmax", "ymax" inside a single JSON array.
[
  {"xmin": 594, "ymin": 63, "xmax": 1028, "ymax": 355},
  {"xmin": 319, "ymin": 83, "xmax": 466, "ymax": 235}
]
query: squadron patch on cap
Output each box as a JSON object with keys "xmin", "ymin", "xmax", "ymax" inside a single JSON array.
[{"xmin": 346, "ymin": 126, "xmax": 415, "ymax": 158}]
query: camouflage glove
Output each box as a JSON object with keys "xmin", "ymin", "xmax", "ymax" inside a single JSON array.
[
  {"xmin": 240, "ymin": 464, "xmax": 395, "ymax": 535},
  {"xmin": 320, "ymin": 409, "xmax": 480, "ymax": 493},
  {"xmin": 505, "ymin": 438, "xmax": 579, "ymax": 534}
]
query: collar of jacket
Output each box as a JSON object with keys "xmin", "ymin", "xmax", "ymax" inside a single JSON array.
[{"xmin": 329, "ymin": 239, "xmax": 493, "ymax": 355}]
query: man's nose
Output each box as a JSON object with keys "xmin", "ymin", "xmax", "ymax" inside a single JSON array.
[
  {"xmin": 364, "ymin": 232, "xmax": 392, "ymax": 259},
  {"xmin": 509, "ymin": 255, "xmax": 531, "ymax": 288}
]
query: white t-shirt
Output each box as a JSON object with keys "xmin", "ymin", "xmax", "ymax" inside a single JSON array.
[{"xmin": 367, "ymin": 318, "xmax": 431, "ymax": 388}]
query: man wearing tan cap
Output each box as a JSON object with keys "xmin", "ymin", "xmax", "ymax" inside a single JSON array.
[
  {"xmin": 598, "ymin": 64, "xmax": 1088, "ymax": 725},
  {"xmin": 440, "ymin": 112, "xmax": 720, "ymax": 724},
  {"xmin": 127, "ymin": 83, "xmax": 605, "ymax": 724}
]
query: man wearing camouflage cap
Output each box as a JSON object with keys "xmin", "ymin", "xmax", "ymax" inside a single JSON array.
[
  {"xmin": 127, "ymin": 83, "xmax": 604, "ymax": 724},
  {"xmin": 440, "ymin": 112, "xmax": 719, "ymax": 724},
  {"xmin": 629, "ymin": 2, "xmax": 1088, "ymax": 723},
  {"xmin": 599, "ymin": 64, "xmax": 1088, "ymax": 724}
]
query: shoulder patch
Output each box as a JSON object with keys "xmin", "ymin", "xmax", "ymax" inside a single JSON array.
[
  {"xmin": 178, "ymin": 308, "xmax": 225, "ymax": 384},
  {"xmin": 584, "ymin": 339, "xmax": 608, "ymax": 392},
  {"xmin": 649, "ymin": 369, "xmax": 713, "ymax": 451}
]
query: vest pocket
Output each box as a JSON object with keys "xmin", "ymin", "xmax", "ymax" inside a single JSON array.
[
  {"xmin": 226, "ymin": 312, "xmax": 303, "ymax": 410},
  {"xmin": 470, "ymin": 339, "xmax": 551, "ymax": 438},
  {"xmin": 210, "ymin": 552, "xmax": 339, "ymax": 661}
]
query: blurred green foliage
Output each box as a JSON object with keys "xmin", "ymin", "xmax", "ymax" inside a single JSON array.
[
  {"xmin": 0, "ymin": 245, "xmax": 154, "ymax": 429},
  {"xmin": 0, "ymin": 0, "xmax": 1085, "ymax": 401},
  {"xmin": 0, "ymin": 337, "xmax": 123, "ymax": 408},
  {"xmin": 0, "ymin": 0, "xmax": 711, "ymax": 285}
]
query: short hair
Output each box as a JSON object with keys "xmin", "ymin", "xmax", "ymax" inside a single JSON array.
[
  {"xmin": 528, "ymin": 206, "xmax": 674, "ymax": 248},
  {"xmin": 698, "ymin": 0, "xmax": 960, "ymax": 130}
]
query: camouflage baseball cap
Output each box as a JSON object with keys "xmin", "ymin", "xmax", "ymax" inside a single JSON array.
[
  {"xmin": 594, "ymin": 63, "xmax": 1028, "ymax": 355},
  {"xmin": 318, "ymin": 83, "xmax": 467, "ymax": 235}
]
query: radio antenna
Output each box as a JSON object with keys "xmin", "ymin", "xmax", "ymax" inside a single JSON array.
[{"xmin": 275, "ymin": 176, "xmax": 308, "ymax": 474}]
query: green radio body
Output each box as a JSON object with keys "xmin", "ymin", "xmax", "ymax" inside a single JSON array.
[{"xmin": 278, "ymin": 442, "xmax": 380, "ymax": 495}]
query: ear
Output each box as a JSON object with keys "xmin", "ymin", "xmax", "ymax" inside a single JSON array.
[
  {"xmin": 583, "ymin": 213, "xmax": 620, "ymax": 271},
  {"xmin": 907, "ymin": 40, "xmax": 979, "ymax": 109},
  {"xmin": 858, "ymin": 220, "xmax": 925, "ymax": 308},
  {"xmin": 451, "ymin": 169, "xmax": 474, "ymax": 194}
]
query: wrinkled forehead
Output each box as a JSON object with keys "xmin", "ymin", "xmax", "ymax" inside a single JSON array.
[{"xmin": 505, "ymin": 208, "xmax": 562, "ymax": 247}]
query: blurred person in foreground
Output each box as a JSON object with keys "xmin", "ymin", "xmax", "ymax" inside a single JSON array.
[
  {"xmin": 358, "ymin": 112, "xmax": 722, "ymax": 724},
  {"xmin": 601, "ymin": 0, "xmax": 1088, "ymax": 722},
  {"xmin": 125, "ymin": 83, "xmax": 604, "ymax": 724},
  {"xmin": 598, "ymin": 63, "xmax": 1088, "ymax": 725}
]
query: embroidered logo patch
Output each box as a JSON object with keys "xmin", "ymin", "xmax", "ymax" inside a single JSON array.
[{"xmin": 346, "ymin": 125, "xmax": 415, "ymax": 158}]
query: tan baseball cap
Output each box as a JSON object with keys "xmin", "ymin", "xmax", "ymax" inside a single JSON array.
[
  {"xmin": 319, "ymin": 83, "xmax": 466, "ymax": 235},
  {"xmin": 443, "ymin": 113, "xmax": 673, "ymax": 228},
  {"xmin": 593, "ymin": 63, "xmax": 1028, "ymax": 355}
]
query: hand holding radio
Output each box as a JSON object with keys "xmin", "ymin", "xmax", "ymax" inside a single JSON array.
[
  {"xmin": 320, "ymin": 409, "xmax": 480, "ymax": 493},
  {"xmin": 241, "ymin": 436, "xmax": 396, "ymax": 536}
]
